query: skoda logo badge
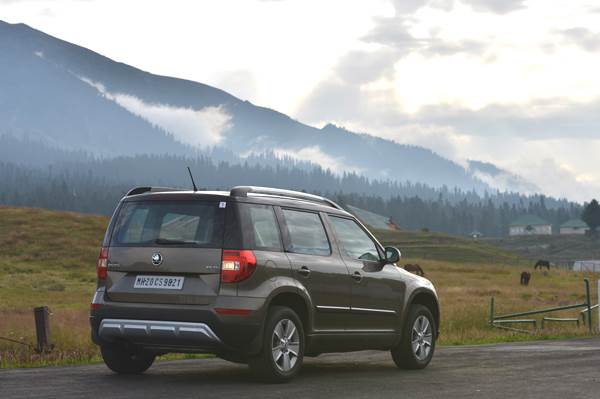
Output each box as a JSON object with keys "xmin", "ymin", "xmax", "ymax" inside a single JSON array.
[{"xmin": 151, "ymin": 252, "xmax": 163, "ymax": 266}]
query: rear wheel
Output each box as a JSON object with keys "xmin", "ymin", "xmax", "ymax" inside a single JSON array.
[
  {"xmin": 248, "ymin": 306, "xmax": 304, "ymax": 383},
  {"xmin": 100, "ymin": 344, "xmax": 155, "ymax": 374},
  {"xmin": 391, "ymin": 304, "xmax": 436, "ymax": 369}
]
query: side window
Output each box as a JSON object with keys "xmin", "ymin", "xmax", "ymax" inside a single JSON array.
[
  {"xmin": 247, "ymin": 204, "xmax": 282, "ymax": 250},
  {"xmin": 282, "ymin": 209, "xmax": 331, "ymax": 256},
  {"xmin": 329, "ymin": 216, "xmax": 381, "ymax": 262}
]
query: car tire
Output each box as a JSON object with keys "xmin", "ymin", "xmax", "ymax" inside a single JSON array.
[
  {"xmin": 100, "ymin": 344, "xmax": 155, "ymax": 374},
  {"xmin": 391, "ymin": 304, "xmax": 436, "ymax": 369},
  {"xmin": 248, "ymin": 306, "xmax": 304, "ymax": 383}
]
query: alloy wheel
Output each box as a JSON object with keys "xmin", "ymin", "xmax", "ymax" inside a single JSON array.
[
  {"xmin": 411, "ymin": 315, "xmax": 433, "ymax": 361},
  {"xmin": 271, "ymin": 318, "xmax": 300, "ymax": 372}
]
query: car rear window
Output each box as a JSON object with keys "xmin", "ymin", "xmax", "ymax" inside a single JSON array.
[{"xmin": 110, "ymin": 201, "xmax": 224, "ymax": 247}]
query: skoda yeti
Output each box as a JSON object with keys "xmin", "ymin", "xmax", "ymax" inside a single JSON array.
[{"xmin": 90, "ymin": 186, "xmax": 439, "ymax": 382}]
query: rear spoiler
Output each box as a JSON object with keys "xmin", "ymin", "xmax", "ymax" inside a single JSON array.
[{"xmin": 125, "ymin": 187, "xmax": 183, "ymax": 196}]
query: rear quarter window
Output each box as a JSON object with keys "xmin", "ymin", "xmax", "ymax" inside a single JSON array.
[{"xmin": 228, "ymin": 203, "xmax": 283, "ymax": 251}]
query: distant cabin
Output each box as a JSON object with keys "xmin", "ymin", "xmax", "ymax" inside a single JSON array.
[
  {"xmin": 509, "ymin": 215, "xmax": 552, "ymax": 236},
  {"xmin": 470, "ymin": 231, "xmax": 483, "ymax": 239},
  {"xmin": 560, "ymin": 219, "xmax": 588, "ymax": 235},
  {"xmin": 345, "ymin": 205, "xmax": 400, "ymax": 231},
  {"xmin": 573, "ymin": 260, "xmax": 600, "ymax": 272}
]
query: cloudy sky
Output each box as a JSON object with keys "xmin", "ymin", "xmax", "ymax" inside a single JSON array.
[{"xmin": 3, "ymin": 0, "xmax": 600, "ymax": 201}]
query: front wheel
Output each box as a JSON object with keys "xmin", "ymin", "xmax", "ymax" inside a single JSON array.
[
  {"xmin": 100, "ymin": 344, "xmax": 155, "ymax": 374},
  {"xmin": 248, "ymin": 306, "xmax": 304, "ymax": 383},
  {"xmin": 391, "ymin": 304, "xmax": 436, "ymax": 369}
]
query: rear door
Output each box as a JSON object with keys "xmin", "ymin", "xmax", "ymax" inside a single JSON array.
[
  {"xmin": 105, "ymin": 200, "xmax": 225, "ymax": 305},
  {"xmin": 278, "ymin": 207, "xmax": 353, "ymax": 332},
  {"xmin": 327, "ymin": 215, "xmax": 405, "ymax": 332}
]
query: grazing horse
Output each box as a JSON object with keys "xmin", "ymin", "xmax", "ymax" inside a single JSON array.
[
  {"xmin": 404, "ymin": 264, "xmax": 425, "ymax": 277},
  {"xmin": 534, "ymin": 260, "xmax": 550, "ymax": 270},
  {"xmin": 520, "ymin": 271, "xmax": 531, "ymax": 286}
]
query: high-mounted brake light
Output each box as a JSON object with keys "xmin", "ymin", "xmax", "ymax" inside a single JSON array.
[
  {"xmin": 96, "ymin": 247, "xmax": 109, "ymax": 280},
  {"xmin": 221, "ymin": 250, "xmax": 257, "ymax": 283}
]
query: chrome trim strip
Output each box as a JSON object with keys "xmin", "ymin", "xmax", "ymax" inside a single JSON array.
[
  {"xmin": 351, "ymin": 307, "xmax": 397, "ymax": 315},
  {"xmin": 314, "ymin": 329, "xmax": 396, "ymax": 334},
  {"xmin": 316, "ymin": 305, "xmax": 351, "ymax": 311},
  {"xmin": 99, "ymin": 319, "xmax": 222, "ymax": 343},
  {"xmin": 316, "ymin": 305, "xmax": 396, "ymax": 314}
]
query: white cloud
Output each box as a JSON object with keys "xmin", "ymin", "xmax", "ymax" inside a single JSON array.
[
  {"xmin": 112, "ymin": 95, "xmax": 232, "ymax": 148},
  {"xmin": 79, "ymin": 77, "xmax": 232, "ymax": 148},
  {"xmin": 461, "ymin": 0, "xmax": 526, "ymax": 14},
  {"xmin": 514, "ymin": 159, "xmax": 600, "ymax": 202},
  {"xmin": 272, "ymin": 146, "xmax": 363, "ymax": 175}
]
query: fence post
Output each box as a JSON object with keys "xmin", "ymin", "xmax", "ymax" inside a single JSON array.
[
  {"xmin": 489, "ymin": 297, "xmax": 495, "ymax": 325},
  {"xmin": 33, "ymin": 306, "xmax": 52, "ymax": 353},
  {"xmin": 584, "ymin": 279, "xmax": 592, "ymax": 334}
]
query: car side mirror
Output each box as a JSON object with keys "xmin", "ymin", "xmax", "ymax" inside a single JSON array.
[{"xmin": 385, "ymin": 246, "xmax": 401, "ymax": 264}]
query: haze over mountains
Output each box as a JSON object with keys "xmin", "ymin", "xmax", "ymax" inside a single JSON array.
[{"xmin": 0, "ymin": 20, "xmax": 537, "ymax": 194}]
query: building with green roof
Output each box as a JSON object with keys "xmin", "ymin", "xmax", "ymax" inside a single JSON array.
[
  {"xmin": 560, "ymin": 218, "xmax": 588, "ymax": 235},
  {"xmin": 509, "ymin": 214, "xmax": 552, "ymax": 236}
]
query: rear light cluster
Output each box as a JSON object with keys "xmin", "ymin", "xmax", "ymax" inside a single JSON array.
[
  {"xmin": 221, "ymin": 250, "xmax": 256, "ymax": 283},
  {"xmin": 96, "ymin": 247, "xmax": 109, "ymax": 280}
]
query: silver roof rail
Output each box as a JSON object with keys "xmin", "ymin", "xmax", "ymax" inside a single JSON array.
[
  {"xmin": 230, "ymin": 186, "xmax": 344, "ymax": 210},
  {"xmin": 126, "ymin": 186, "xmax": 183, "ymax": 196}
]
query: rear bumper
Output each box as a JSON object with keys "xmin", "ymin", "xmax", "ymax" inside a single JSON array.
[
  {"xmin": 99, "ymin": 319, "xmax": 222, "ymax": 348},
  {"xmin": 90, "ymin": 289, "xmax": 266, "ymax": 355}
]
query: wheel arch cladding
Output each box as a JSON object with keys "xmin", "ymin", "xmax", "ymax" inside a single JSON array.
[
  {"xmin": 410, "ymin": 291, "xmax": 440, "ymax": 338},
  {"xmin": 268, "ymin": 292, "xmax": 310, "ymax": 335}
]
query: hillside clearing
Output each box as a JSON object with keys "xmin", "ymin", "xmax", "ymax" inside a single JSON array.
[{"xmin": 486, "ymin": 234, "xmax": 600, "ymax": 266}]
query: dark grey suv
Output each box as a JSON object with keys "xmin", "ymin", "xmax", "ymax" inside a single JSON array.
[{"xmin": 90, "ymin": 186, "xmax": 439, "ymax": 382}]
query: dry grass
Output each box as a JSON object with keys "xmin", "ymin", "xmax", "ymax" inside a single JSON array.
[
  {"xmin": 0, "ymin": 309, "xmax": 99, "ymax": 368},
  {"xmin": 421, "ymin": 259, "xmax": 599, "ymax": 345},
  {"xmin": 1, "ymin": 206, "xmax": 598, "ymax": 368}
]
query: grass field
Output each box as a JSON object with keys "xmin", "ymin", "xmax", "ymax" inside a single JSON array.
[{"xmin": 1, "ymin": 206, "xmax": 598, "ymax": 368}]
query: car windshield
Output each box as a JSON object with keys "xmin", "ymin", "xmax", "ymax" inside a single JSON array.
[{"xmin": 110, "ymin": 201, "xmax": 224, "ymax": 247}]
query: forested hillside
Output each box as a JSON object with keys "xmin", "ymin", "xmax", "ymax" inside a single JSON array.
[{"xmin": 0, "ymin": 153, "xmax": 581, "ymax": 237}]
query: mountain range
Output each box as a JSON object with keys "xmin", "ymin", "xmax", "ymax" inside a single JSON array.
[{"xmin": 0, "ymin": 20, "xmax": 536, "ymax": 194}]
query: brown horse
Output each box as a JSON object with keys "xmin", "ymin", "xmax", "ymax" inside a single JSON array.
[
  {"xmin": 404, "ymin": 264, "xmax": 425, "ymax": 277},
  {"xmin": 534, "ymin": 260, "xmax": 550, "ymax": 270},
  {"xmin": 520, "ymin": 271, "xmax": 531, "ymax": 286}
]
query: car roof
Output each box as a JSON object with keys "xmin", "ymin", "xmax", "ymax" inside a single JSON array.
[{"xmin": 121, "ymin": 188, "xmax": 352, "ymax": 217}]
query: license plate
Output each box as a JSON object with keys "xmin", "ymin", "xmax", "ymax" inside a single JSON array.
[{"xmin": 133, "ymin": 275, "xmax": 184, "ymax": 290}]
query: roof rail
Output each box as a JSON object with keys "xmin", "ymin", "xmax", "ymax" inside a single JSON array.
[
  {"xmin": 230, "ymin": 186, "xmax": 343, "ymax": 210},
  {"xmin": 126, "ymin": 186, "xmax": 183, "ymax": 196}
]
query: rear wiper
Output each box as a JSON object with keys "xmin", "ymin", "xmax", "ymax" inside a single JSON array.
[{"xmin": 154, "ymin": 238, "xmax": 198, "ymax": 245}]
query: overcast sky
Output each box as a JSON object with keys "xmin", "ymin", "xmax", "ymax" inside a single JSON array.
[{"xmin": 3, "ymin": 0, "xmax": 600, "ymax": 201}]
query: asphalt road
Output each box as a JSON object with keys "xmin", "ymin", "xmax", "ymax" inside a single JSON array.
[{"xmin": 2, "ymin": 338, "xmax": 600, "ymax": 399}]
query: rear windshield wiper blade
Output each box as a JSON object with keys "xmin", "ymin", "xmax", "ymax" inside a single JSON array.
[{"xmin": 154, "ymin": 238, "xmax": 198, "ymax": 245}]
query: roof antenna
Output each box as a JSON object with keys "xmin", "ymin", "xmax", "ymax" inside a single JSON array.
[{"xmin": 187, "ymin": 166, "xmax": 198, "ymax": 192}]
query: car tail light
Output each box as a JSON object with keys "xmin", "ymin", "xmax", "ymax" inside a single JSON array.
[
  {"xmin": 96, "ymin": 247, "xmax": 109, "ymax": 280},
  {"xmin": 221, "ymin": 250, "xmax": 256, "ymax": 283}
]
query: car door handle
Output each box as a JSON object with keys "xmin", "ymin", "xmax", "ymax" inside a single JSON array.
[
  {"xmin": 352, "ymin": 271, "xmax": 362, "ymax": 282},
  {"xmin": 297, "ymin": 266, "xmax": 311, "ymax": 277}
]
